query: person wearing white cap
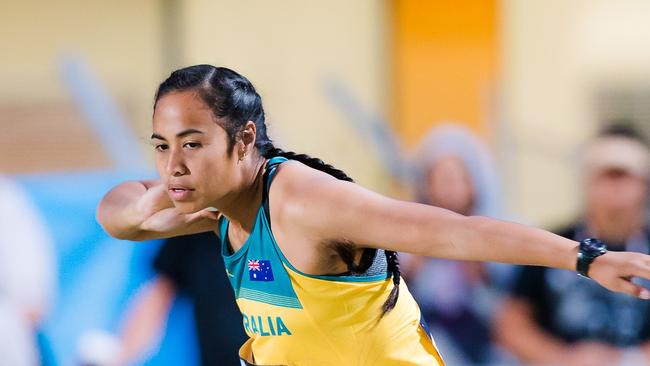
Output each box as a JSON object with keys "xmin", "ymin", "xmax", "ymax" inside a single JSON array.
[
  {"xmin": 401, "ymin": 123, "xmax": 514, "ymax": 365},
  {"xmin": 495, "ymin": 125, "xmax": 650, "ymax": 366}
]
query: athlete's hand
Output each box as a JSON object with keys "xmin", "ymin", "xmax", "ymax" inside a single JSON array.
[
  {"xmin": 140, "ymin": 205, "xmax": 219, "ymax": 235},
  {"xmin": 588, "ymin": 251, "xmax": 650, "ymax": 299},
  {"xmin": 137, "ymin": 182, "xmax": 220, "ymax": 237},
  {"xmin": 97, "ymin": 179, "xmax": 220, "ymax": 241}
]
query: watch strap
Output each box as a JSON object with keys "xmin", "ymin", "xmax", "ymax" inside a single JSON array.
[{"xmin": 576, "ymin": 238, "xmax": 607, "ymax": 278}]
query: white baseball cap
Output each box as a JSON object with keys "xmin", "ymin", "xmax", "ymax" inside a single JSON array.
[{"xmin": 584, "ymin": 136, "xmax": 650, "ymax": 179}]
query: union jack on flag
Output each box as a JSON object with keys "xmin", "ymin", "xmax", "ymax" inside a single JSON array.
[
  {"xmin": 248, "ymin": 259, "xmax": 261, "ymax": 271},
  {"xmin": 247, "ymin": 259, "xmax": 274, "ymax": 281}
]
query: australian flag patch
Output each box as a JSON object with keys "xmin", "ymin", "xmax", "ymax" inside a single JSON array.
[{"xmin": 248, "ymin": 259, "xmax": 274, "ymax": 282}]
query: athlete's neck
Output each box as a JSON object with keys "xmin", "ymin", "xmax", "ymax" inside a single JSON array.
[{"xmin": 219, "ymin": 154, "xmax": 267, "ymax": 234}]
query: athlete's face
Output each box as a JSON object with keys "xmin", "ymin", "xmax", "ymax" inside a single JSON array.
[{"xmin": 152, "ymin": 91, "xmax": 239, "ymax": 213}]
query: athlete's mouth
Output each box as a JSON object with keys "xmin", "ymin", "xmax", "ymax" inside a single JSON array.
[
  {"xmin": 168, "ymin": 184, "xmax": 195, "ymax": 192},
  {"xmin": 168, "ymin": 185, "xmax": 196, "ymax": 200},
  {"xmin": 170, "ymin": 187, "xmax": 193, "ymax": 192}
]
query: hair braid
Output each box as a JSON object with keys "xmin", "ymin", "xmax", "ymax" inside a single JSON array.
[
  {"xmin": 264, "ymin": 144, "xmax": 401, "ymax": 315},
  {"xmin": 382, "ymin": 250, "xmax": 400, "ymax": 314},
  {"xmin": 263, "ymin": 146, "xmax": 353, "ymax": 182}
]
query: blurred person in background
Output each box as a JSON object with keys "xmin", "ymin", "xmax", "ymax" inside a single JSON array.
[
  {"xmin": 0, "ymin": 177, "xmax": 56, "ymax": 366},
  {"xmin": 402, "ymin": 124, "xmax": 515, "ymax": 365},
  {"xmin": 495, "ymin": 125, "xmax": 650, "ymax": 366},
  {"xmin": 118, "ymin": 231, "xmax": 246, "ymax": 365}
]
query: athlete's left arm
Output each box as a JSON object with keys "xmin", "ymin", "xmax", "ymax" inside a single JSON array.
[{"xmin": 278, "ymin": 162, "xmax": 650, "ymax": 299}]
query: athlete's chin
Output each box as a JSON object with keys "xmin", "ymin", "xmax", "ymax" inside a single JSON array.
[{"xmin": 173, "ymin": 200, "xmax": 202, "ymax": 214}]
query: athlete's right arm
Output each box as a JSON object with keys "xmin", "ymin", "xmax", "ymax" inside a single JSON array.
[{"xmin": 96, "ymin": 180, "xmax": 219, "ymax": 241}]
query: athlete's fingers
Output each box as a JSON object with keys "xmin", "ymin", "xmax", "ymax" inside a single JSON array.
[
  {"xmin": 632, "ymin": 258, "xmax": 650, "ymax": 281},
  {"xmin": 197, "ymin": 207, "xmax": 221, "ymax": 220},
  {"xmin": 615, "ymin": 253, "xmax": 650, "ymax": 282},
  {"xmin": 199, "ymin": 207, "xmax": 220, "ymax": 219},
  {"xmin": 185, "ymin": 209, "xmax": 219, "ymax": 224},
  {"xmin": 614, "ymin": 277, "xmax": 650, "ymax": 300}
]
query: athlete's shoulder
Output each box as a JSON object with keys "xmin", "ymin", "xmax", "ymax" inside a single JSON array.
[
  {"xmin": 267, "ymin": 159, "xmax": 349, "ymax": 224},
  {"xmin": 271, "ymin": 159, "xmax": 339, "ymax": 191}
]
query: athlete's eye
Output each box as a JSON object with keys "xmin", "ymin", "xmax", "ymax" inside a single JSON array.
[
  {"xmin": 154, "ymin": 144, "xmax": 169, "ymax": 152},
  {"xmin": 183, "ymin": 142, "xmax": 202, "ymax": 149}
]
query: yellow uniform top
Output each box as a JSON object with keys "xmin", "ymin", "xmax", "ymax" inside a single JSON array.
[{"xmin": 219, "ymin": 157, "xmax": 444, "ymax": 366}]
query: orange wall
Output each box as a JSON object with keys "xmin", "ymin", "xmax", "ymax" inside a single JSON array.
[{"xmin": 392, "ymin": 0, "xmax": 498, "ymax": 145}]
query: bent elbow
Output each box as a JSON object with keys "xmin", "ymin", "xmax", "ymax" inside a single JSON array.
[{"xmin": 95, "ymin": 202, "xmax": 143, "ymax": 241}]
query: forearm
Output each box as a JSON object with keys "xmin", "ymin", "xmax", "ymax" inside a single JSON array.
[
  {"xmin": 299, "ymin": 180, "xmax": 578, "ymax": 271},
  {"xmin": 96, "ymin": 180, "xmax": 217, "ymax": 241},
  {"xmin": 96, "ymin": 181, "xmax": 152, "ymax": 240},
  {"xmin": 136, "ymin": 215, "xmax": 219, "ymax": 241},
  {"xmin": 448, "ymin": 216, "xmax": 579, "ymax": 270},
  {"xmin": 104, "ymin": 211, "xmax": 218, "ymax": 242}
]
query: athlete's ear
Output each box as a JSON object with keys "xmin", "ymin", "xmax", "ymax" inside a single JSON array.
[{"xmin": 239, "ymin": 121, "xmax": 257, "ymax": 159}]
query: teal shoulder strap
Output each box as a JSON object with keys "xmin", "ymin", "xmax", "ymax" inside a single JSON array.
[
  {"xmin": 262, "ymin": 156, "xmax": 288, "ymax": 224},
  {"xmin": 218, "ymin": 215, "xmax": 228, "ymax": 240}
]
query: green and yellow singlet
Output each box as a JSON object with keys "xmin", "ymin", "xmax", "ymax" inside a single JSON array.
[{"xmin": 219, "ymin": 157, "xmax": 444, "ymax": 366}]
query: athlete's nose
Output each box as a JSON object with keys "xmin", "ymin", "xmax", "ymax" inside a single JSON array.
[{"xmin": 166, "ymin": 148, "xmax": 188, "ymax": 177}]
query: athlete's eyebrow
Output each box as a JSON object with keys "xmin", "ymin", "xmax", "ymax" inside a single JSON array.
[{"xmin": 151, "ymin": 129, "xmax": 204, "ymax": 140}]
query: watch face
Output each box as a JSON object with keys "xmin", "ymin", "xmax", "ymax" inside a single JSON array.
[
  {"xmin": 581, "ymin": 238, "xmax": 607, "ymax": 254},
  {"xmin": 577, "ymin": 238, "xmax": 608, "ymax": 277}
]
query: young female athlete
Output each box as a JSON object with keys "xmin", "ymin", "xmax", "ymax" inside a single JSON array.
[{"xmin": 97, "ymin": 65, "xmax": 650, "ymax": 366}]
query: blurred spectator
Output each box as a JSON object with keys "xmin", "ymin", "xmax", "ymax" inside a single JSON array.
[
  {"xmin": 494, "ymin": 125, "xmax": 650, "ymax": 366},
  {"xmin": 118, "ymin": 231, "xmax": 246, "ymax": 366},
  {"xmin": 0, "ymin": 177, "xmax": 56, "ymax": 366},
  {"xmin": 402, "ymin": 124, "xmax": 514, "ymax": 365}
]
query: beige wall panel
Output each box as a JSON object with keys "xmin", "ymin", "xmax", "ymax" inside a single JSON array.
[
  {"xmin": 178, "ymin": 0, "xmax": 391, "ymax": 191},
  {"xmin": 501, "ymin": 0, "xmax": 650, "ymax": 226},
  {"xmin": 1, "ymin": 0, "xmax": 163, "ymax": 171}
]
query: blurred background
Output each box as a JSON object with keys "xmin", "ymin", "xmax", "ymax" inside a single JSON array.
[{"xmin": 2, "ymin": 0, "xmax": 650, "ymax": 365}]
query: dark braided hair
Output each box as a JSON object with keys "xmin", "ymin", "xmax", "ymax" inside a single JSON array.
[{"xmin": 154, "ymin": 64, "xmax": 401, "ymax": 314}]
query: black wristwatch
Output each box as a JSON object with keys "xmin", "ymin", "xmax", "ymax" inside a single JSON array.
[{"xmin": 576, "ymin": 238, "xmax": 607, "ymax": 278}]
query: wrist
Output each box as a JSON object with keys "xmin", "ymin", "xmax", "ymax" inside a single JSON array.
[
  {"xmin": 135, "ymin": 183, "xmax": 172, "ymax": 222},
  {"xmin": 576, "ymin": 238, "xmax": 608, "ymax": 277},
  {"xmin": 565, "ymin": 242, "xmax": 580, "ymax": 271}
]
